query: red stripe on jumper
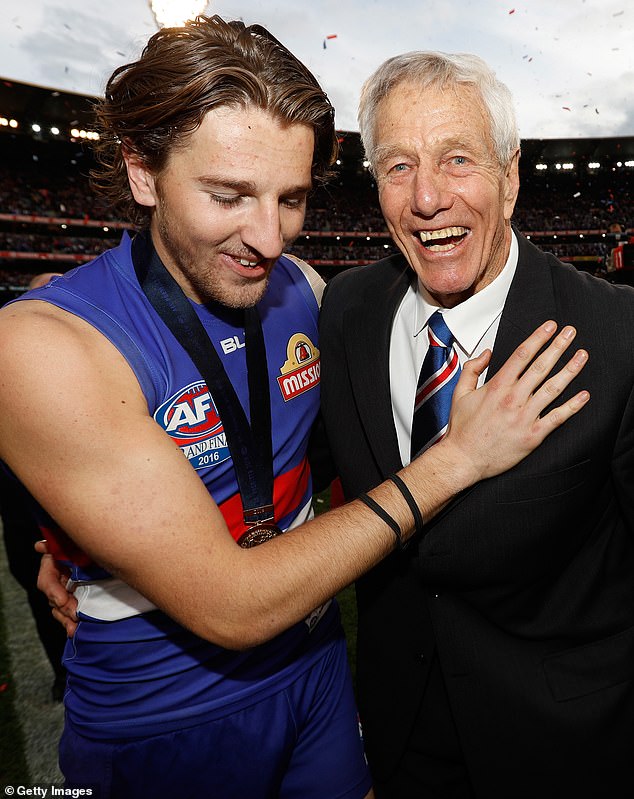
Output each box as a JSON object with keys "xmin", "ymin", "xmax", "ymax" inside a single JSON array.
[{"xmin": 219, "ymin": 457, "xmax": 311, "ymax": 542}]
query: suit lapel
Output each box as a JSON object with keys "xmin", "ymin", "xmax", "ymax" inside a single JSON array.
[
  {"xmin": 488, "ymin": 233, "xmax": 557, "ymax": 378},
  {"xmin": 343, "ymin": 258, "xmax": 411, "ymax": 475}
]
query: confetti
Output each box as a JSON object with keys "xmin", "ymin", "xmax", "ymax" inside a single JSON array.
[
  {"xmin": 562, "ymin": 106, "xmax": 571, "ymax": 111},
  {"xmin": 509, "ymin": 8, "xmax": 515, "ymax": 13}
]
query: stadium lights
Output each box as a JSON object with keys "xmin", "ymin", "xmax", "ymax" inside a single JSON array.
[
  {"xmin": 31, "ymin": 123, "xmax": 41, "ymax": 133},
  {"xmin": 0, "ymin": 117, "xmax": 19, "ymax": 128},
  {"xmin": 588, "ymin": 161, "xmax": 601, "ymax": 169},
  {"xmin": 149, "ymin": 0, "xmax": 209, "ymax": 28},
  {"xmin": 535, "ymin": 163, "xmax": 547, "ymax": 170},
  {"xmin": 70, "ymin": 128, "xmax": 100, "ymax": 141}
]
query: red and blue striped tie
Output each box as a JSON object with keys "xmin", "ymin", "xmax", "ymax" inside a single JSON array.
[{"xmin": 410, "ymin": 311, "xmax": 461, "ymax": 459}]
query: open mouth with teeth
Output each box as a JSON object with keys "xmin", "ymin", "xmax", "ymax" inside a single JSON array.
[
  {"xmin": 235, "ymin": 257, "xmax": 261, "ymax": 269},
  {"xmin": 419, "ymin": 226, "xmax": 469, "ymax": 252}
]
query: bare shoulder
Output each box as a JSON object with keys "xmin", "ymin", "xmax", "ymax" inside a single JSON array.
[
  {"xmin": 0, "ymin": 299, "xmax": 141, "ymax": 387},
  {"xmin": 0, "ymin": 298, "xmax": 111, "ymax": 356},
  {"xmin": 0, "ymin": 300, "xmax": 147, "ymax": 449},
  {"xmin": 0, "ymin": 298, "xmax": 154, "ymax": 523}
]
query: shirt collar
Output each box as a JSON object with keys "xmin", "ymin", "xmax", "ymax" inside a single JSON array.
[{"xmin": 413, "ymin": 231, "xmax": 519, "ymax": 358}]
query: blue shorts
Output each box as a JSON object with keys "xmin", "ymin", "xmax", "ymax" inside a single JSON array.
[{"xmin": 60, "ymin": 633, "xmax": 372, "ymax": 799}]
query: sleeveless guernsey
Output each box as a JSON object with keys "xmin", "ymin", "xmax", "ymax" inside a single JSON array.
[{"xmin": 16, "ymin": 233, "xmax": 340, "ymax": 740}]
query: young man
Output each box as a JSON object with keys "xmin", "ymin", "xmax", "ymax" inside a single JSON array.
[
  {"xmin": 1, "ymin": 21, "xmax": 588, "ymax": 799},
  {"xmin": 320, "ymin": 50, "xmax": 632, "ymax": 798}
]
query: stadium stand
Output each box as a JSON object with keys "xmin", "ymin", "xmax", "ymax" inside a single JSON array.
[{"xmin": 0, "ymin": 79, "xmax": 633, "ymax": 302}]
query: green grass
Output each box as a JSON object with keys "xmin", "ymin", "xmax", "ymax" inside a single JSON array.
[{"xmin": 0, "ymin": 579, "xmax": 30, "ymax": 788}]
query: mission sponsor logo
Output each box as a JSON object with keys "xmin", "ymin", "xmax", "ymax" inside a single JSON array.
[
  {"xmin": 277, "ymin": 333, "xmax": 321, "ymax": 401},
  {"xmin": 154, "ymin": 381, "xmax": 230, "ymax": 470}
]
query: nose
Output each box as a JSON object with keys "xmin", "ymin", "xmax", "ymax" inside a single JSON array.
[
  {"xmin": 241, "ymin": 201, "xmax": 284, "ymax": 260},
  {"xmin": 411, "ymin": 163, "xmax": 452, "ymax": 218}
]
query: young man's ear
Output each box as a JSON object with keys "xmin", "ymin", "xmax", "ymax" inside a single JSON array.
[{"xmin": 122, "ymin": 148, "xmax": 157, "ymax": 209}]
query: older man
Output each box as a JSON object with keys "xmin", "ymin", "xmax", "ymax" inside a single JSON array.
[{"xmin": 319, "ymin": 51, "xmax": 634, "ymax": 798}]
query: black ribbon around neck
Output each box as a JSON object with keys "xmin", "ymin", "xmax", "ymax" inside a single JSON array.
[{"xmin": 131, "ymin": 232, "xmax": 277, "ymax": 538}]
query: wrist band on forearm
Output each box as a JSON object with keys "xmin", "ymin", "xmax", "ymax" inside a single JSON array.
[
  {"xmin": 387, "ymin": 473, "xmax": 424, "ymax": 538},
  {"xmin": 357, "ymin": 492, "xmax": 404, "ymax": 550}
]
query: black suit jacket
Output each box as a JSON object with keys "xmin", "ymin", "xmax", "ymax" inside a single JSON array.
[{"xmin": 319, "ymin": 232, "xmax": 634, "ymax": 797}]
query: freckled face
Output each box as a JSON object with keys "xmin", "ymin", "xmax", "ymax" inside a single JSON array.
[
  {"xmin": 129, "ymin": 106, "xmax": 314, "ymax": 307},
  {"xmin": 373, "ymin": 81, "xmax": 520, "ymax": 308}
]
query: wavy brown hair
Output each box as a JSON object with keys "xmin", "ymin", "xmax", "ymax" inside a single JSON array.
[{"xmin": 90, "ymin": 15, "xmax": 338, "ymax": 228}]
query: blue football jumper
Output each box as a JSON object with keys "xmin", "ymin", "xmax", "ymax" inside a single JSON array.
[{"xmin": 16, "ymin": 234, "xmax": 372, "ymax": 799}]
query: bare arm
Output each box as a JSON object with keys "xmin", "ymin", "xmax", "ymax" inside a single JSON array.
[{"xmin": 0, "ymin": 304, "xmax": 588, "ymax": 649}]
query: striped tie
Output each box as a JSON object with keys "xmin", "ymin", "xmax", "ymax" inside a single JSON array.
[{"xmin": 410, "ymin": 311, "xmax": 461, "ymax": 459}]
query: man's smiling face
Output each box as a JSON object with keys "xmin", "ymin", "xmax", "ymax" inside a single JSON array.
[{"xmin": 373, "ymin": 80, "xmax": 520, "ymax": 308}]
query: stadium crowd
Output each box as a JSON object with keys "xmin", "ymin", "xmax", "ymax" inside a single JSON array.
[{"xmin": 0, "ymin": 134, "xmax": 632, "ymax": 296}]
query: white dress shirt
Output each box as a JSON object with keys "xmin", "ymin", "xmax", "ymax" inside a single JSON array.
[{"xmin": 390, "ymin": 232, "xmax": 519, "ymax": 465}]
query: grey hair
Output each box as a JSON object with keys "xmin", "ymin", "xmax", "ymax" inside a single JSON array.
[{"xmin": 358, "ymin": 51, "xmax": 520, "ymax": 172}]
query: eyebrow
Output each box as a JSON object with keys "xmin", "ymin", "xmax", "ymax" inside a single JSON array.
[
  {"xmin": 373, "ymin": 135, "xmax": 481, "ymax": 164},
  {"xmin": 371, "ymin": 144, "xmax": 409, "ymax": 169},
  {"xmin": 196, "ymin": 175, "xmax": 313, "ymax": 195}
]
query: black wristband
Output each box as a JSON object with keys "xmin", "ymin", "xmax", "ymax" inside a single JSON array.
[
  {"xmin": 387, "ymin": 473, "xmax": 424, "ymax": 537},
  {"xmin": 357, "ymin": 492, "xmax": 404, "ymax": 550}
]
